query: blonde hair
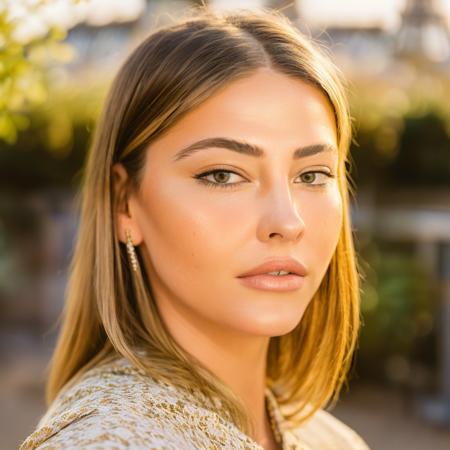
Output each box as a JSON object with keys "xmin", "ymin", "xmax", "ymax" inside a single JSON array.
[{"xmin": 46, "ymin": 6, "xmax": 360, "ymax": 438}]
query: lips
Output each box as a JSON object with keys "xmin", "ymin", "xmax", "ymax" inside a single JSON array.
[{"xmin": 237, "ymin": 258, "xmax": 308, "ymax": 278}]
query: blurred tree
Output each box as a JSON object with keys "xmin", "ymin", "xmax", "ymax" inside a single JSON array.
[
  {"xmin": 349, "ymin": 77, "xmax": 450, "ymax": 189},
  {"xmin": 0, "ymin": 80, "xmax": 106, "ymax": 191},
  {"xmin": 0, "ymin": 0, "xmax": 79, "ymax": 144},
  {"xmin": 357, "ymin": 240, "xmax": 437, "ymax": 386},
  {"xmin": 391, "ymin": 112, "xmax": 450, "ymax": 186}
]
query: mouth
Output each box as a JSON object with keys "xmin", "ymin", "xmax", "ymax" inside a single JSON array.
[
  {"xmin": 237, "ymin": 258, "xmax": 308, "ymax": 277},
  {"xmin": 236, "ymin": 258, "xmax": 307, "ymax": 292},
  {"xmin": 265, "ymin": 270, "xmax": 292, "ymax": 276},
  {"xmin": 236, "ymin": 272, "xmax": 305, "ymax": 292}
]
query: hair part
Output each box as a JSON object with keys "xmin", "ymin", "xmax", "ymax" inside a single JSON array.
[{"xmin": 46, "ymin": 6, "xmax": 360, "ymax": 438}]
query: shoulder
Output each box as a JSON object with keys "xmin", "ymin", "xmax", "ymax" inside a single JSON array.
[
  {"xmin": 19, "ymin": 357, "xmax": 211, "ymax": 450},
  {"xmin": 283, "ymin": 406, "xmax": 370, "ymax": 450}
]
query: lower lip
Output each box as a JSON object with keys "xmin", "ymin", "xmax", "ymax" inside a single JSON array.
[{"xmin": 237, "ymin": 274, "xmax": 305, "ymax": 292}]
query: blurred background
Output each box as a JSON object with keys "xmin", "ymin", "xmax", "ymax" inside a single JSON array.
[{"xmin": 1, "ymin": 0, "xmax": 450, "ymax": 448}]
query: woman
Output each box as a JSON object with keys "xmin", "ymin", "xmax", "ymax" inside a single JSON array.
[{"xmin": 21, "ymin": 7, "xmax": 369, "ymax": 450}]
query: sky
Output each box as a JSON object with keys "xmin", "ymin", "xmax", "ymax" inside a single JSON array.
[
  {"xmin": 4, "ymin": 0, "xmax": 146, "ymax": 42},
  {"xmin": 300, "ymin": 0, "xmax": 450, "ymax": 30},
  {"xmin": 213, "ymin": 0, "xmax": 450, "ymax": 30},
  {"xmin": 5, "ymin": 0, "xmax": 450, "ymax": 43}
]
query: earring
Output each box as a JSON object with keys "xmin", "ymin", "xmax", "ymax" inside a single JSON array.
[{"xmin": 125, "ymin": 229, "xmax": 138, "ymax": 272}]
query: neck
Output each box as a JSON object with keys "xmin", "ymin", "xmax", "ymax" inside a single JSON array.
[{"xmin": 155, "ymin": 296, "xmax": 273, "ymax": 444}]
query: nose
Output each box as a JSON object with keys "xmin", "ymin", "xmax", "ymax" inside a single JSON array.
[{"xmin": 256, "ymin": 183, "xmax": 305, "ymax": 243}]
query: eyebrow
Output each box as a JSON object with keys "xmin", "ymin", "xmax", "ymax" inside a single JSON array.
[{"xmin": 172, "ymin": 137, "xmax": 337, "ymax": 161}]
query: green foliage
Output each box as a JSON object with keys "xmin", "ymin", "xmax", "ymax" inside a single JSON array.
[
  {"xmin": 391, "ymin": 112, "xmax": 450, "ymax": 185},
  {"xmin": 0, "ymin": 79, "xmax": 108, "ymax": 190},
  {"xmin": 349, "ymin": 75, "xmax": 450, "ymax": 187},
  {"xmin": 0, "ymin": 0, "xmax": 78, "ymax": 144},
  {"xmin": 357, "ymin": 241, "xmax": 437, "ymax": 382}
]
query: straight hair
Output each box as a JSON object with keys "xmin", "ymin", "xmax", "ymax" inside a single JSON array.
[{"xmin": 46, "ymin": 6, "xmax": 360, "ymax": 438}]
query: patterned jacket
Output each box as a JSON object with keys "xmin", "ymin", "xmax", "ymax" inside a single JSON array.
[{"xmin": 20, "ymin": 356, "xmax": 370, "ymax": 449}]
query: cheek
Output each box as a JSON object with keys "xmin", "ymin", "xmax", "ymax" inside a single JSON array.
[
  {"xmin": 300, "ymin": 187, "xmax": 343, "ymax": 278},
  {"xmin": 137, "ymin": 180, "xmax": 239, "ymax": 287},
  {"xmin": 309, "ymin": 187, "xmax": 343, "ymax": 235}
]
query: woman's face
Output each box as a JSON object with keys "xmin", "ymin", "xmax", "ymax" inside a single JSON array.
[{"xmin": 118, "ymin": 68, "xmax": 342, "ymax": 338}]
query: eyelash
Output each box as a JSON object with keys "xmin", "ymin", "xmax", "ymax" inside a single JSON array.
[{"xmin": 193, "ymin": 167, "xmax": 335, "ymax": 190}]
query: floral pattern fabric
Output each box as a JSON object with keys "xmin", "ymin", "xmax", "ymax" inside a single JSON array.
[{"xmin": 20, "ymin": 356, "xmax": 370, "ymax": 450}]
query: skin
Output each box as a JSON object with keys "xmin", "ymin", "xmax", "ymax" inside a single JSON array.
[{"xmin": 114, "ymin": 68, "xmax": 343, "ymax": 449}]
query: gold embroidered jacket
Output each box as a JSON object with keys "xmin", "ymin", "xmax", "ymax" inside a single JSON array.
[{"xmin": 20, "ymin": 356, "xmax": 370, "ymax": 449}]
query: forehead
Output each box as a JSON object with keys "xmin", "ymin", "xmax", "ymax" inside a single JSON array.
[{"xmin": 148, "ymin": 68, "xmax": 338, "ymax": 159}]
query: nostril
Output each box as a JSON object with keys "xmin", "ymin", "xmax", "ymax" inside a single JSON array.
[{"xmin": 269, "ymin": 232, "xmax": 282, "ymax": 238}]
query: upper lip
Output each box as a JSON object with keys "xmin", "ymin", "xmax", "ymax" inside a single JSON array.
[{"xmin": 237, "ymin": 257, "xmax": 308, "ymax": 277}]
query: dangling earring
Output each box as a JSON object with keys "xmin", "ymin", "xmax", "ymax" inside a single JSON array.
[{"xmin": 125, "ymin": 228, "xmax": 138, "ymax": 272}]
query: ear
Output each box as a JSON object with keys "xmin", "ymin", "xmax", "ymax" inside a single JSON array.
[{"xmin": 112, "ymin": 163, "xmax": 143, "ymax": 246}]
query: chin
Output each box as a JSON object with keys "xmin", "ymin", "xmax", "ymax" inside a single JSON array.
[{"xmin": 237, "ymin": 312, "xmax": 305, "ymax": 337}]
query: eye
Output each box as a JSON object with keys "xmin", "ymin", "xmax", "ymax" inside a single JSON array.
[
  {"xmin": 193, "ymin": 168, "xmax": 335, "ymax": 190},
  {"xmin": 298, "ymin": 170, "xmax": 335, "ymax": 186},
  {"xmin": 194, "ymin": 168, "xmax": 246, "ymax": 190}
]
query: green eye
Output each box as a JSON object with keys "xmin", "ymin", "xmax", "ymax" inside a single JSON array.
[
  {"xmin": 299, "ymin": 171, "xmax": 334, "ymax": 186},
  {"xmin": 194, "ymin": 169, "xmax": 244, "ymax": 190},
  {"xmin": 212, "ymin": 171, "xmax": 231, "ymax": 184},
  {"xmin": 194, "ymin": 168, "xmax": 335, "ymax": 190},
  {"xmin": 300, "ymin": 172, "xmax": 316, "ymax": 183}
]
